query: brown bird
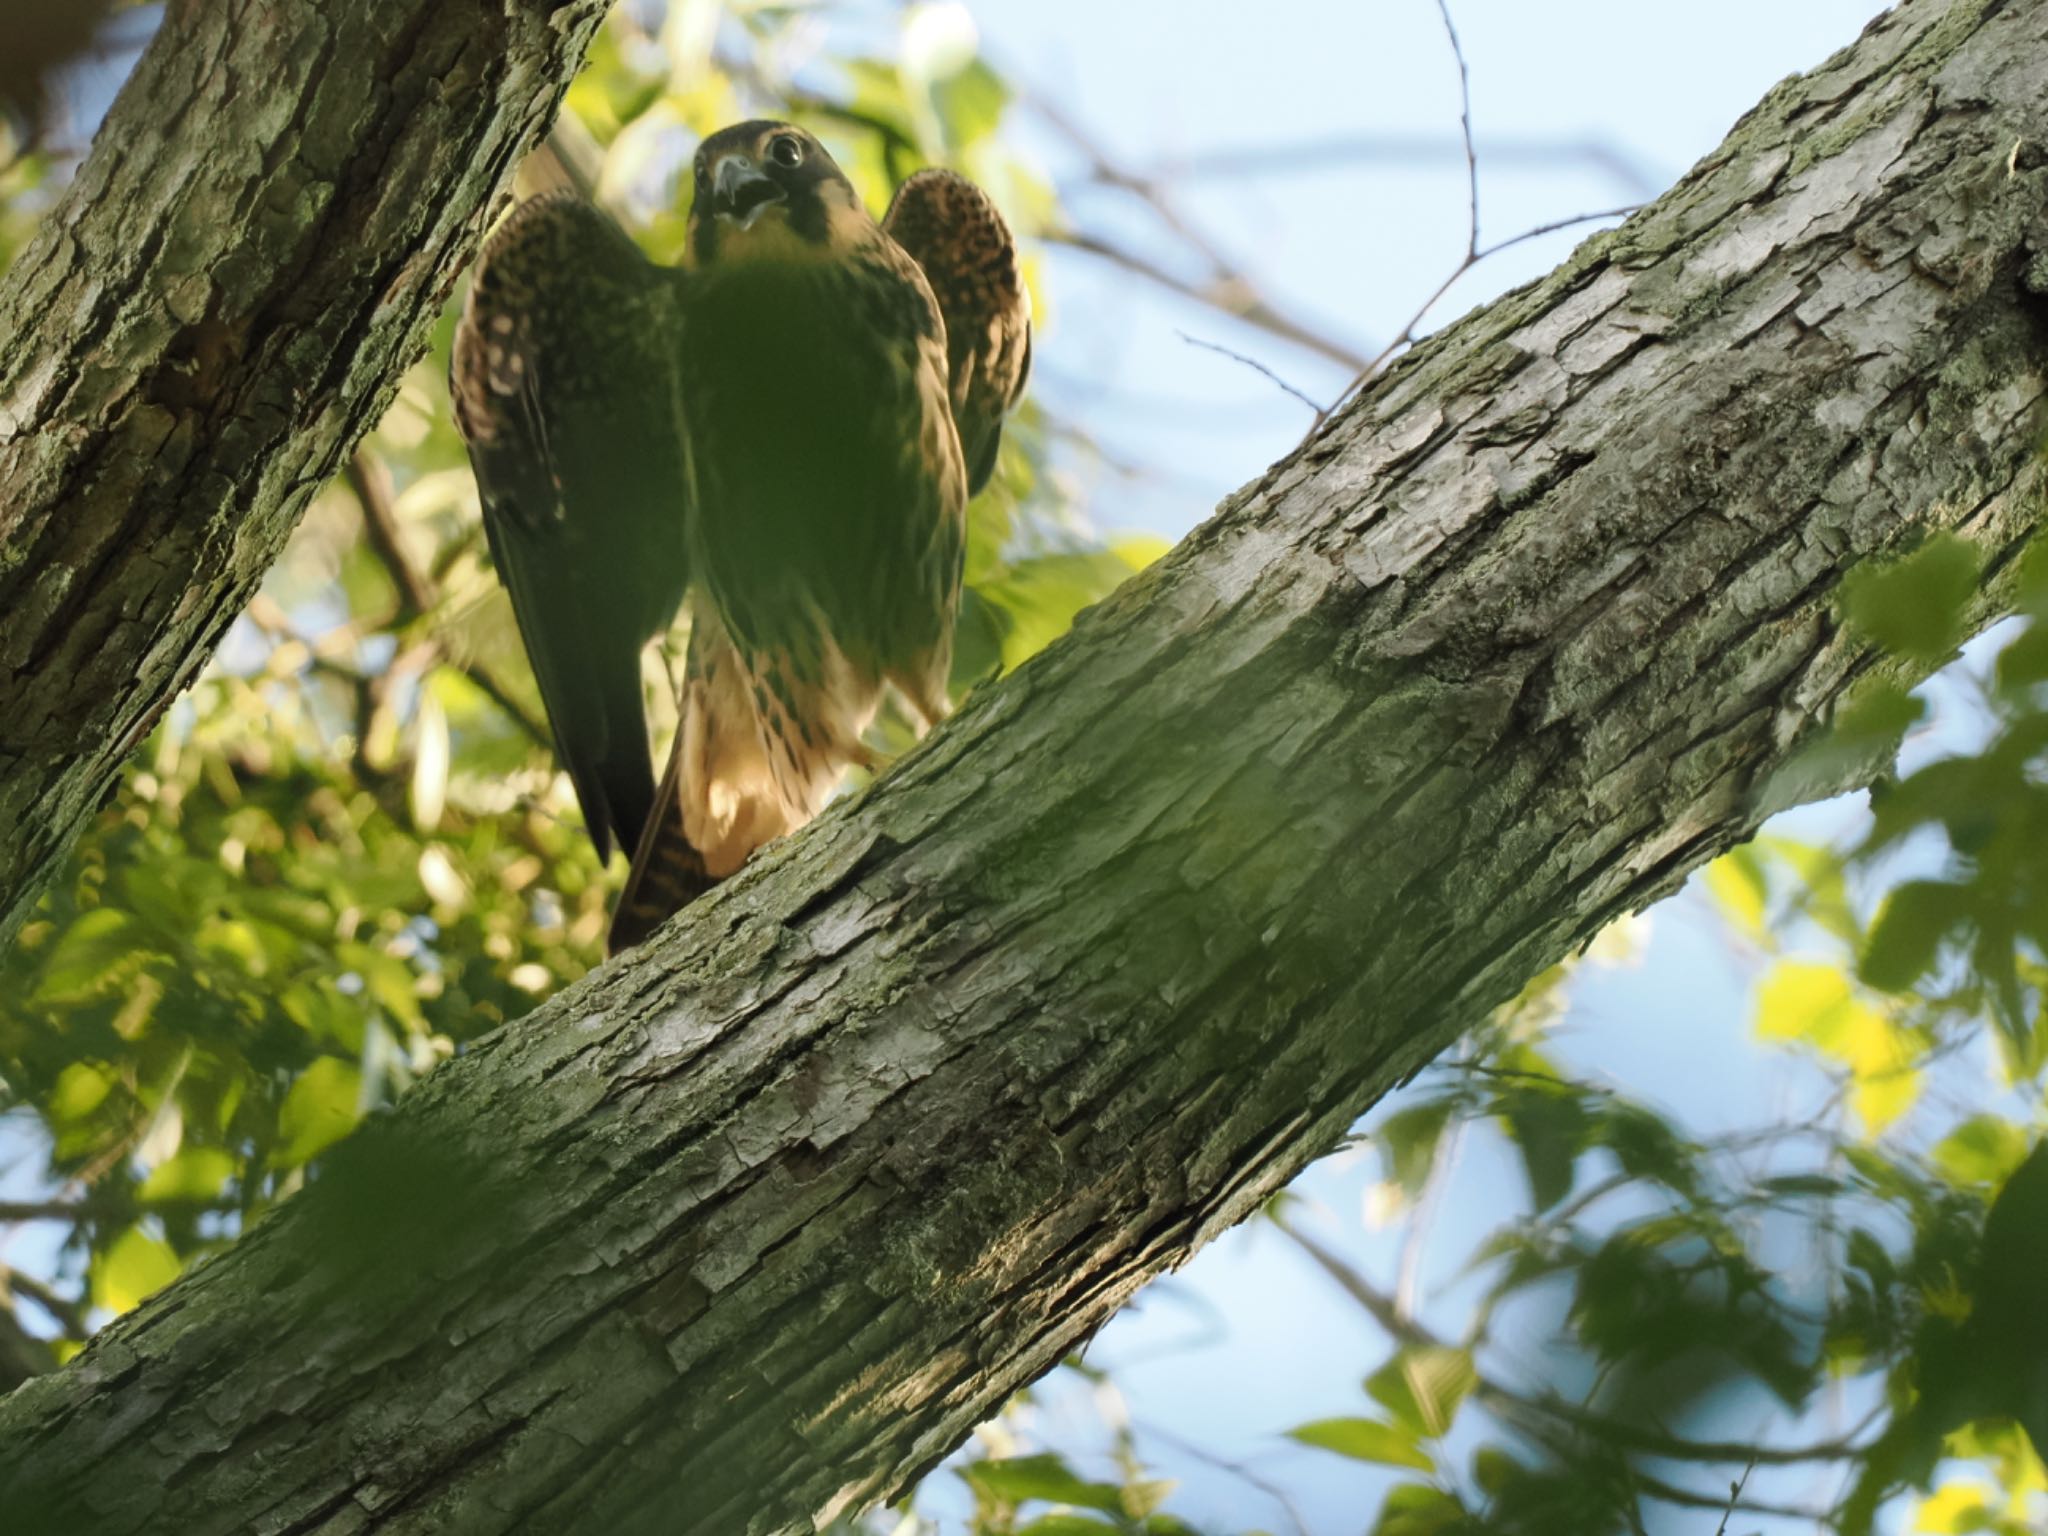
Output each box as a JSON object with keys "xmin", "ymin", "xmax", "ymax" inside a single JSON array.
[
  {"xmin": 450, "ymin": 121, "xmax": 1030, "ymax": 952},
  {"xmin": 450, "ymin": 193, "xmax": 688, "ymax": 866}
]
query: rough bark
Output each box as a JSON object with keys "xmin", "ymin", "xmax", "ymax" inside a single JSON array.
[
  {"xmin": 0, "ymin": 0, "xmax": 609, "ymax": 949},
  {"xmin": 7, "ymin": 0, "xmax": 2048, "ymax": 1532}
]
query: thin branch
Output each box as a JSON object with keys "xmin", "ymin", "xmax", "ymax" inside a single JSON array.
[
  {"xmin": 1175, "ymin": 332, "xmax": 1330, "ymax": 421},
  {"xmin": 346, "ymin": 448, "xmax": 552, "ymax": 750},
  {"xmin": 1271, "ymin": 1211, "xmax": 1421, "ymax": 1344},
  {"xmin": 1434, "ymin": 0, "xmax": 1479, "ymax": 260},
  {"xmin": 1270, "ymin": 1215, "xmax": 1874, "ymax": 1469},
  {"xmin": 2, "ymin": 1267, "xmax": 87, "ymax": 1341},
  {"xmin": 1312, "ymin": 200, "xmax": 1639, "ymax": 438},
  {"xmin": 1631, "ymin": 1466, "xmax": 1823, "ymax": 1523},
  {"xmin": 1138, "ymin": 1419, "xmax": 1313, "ymax": 1536},
  {"xmin": 349, "ymin": 452, "xmax": 432, "ymax": 619},
  {"xmin": 1396, "ymin": 1108, "xmax": 1461, "ymax": 1322},
  {"xmin": 1475, "ymin": 205, "xmax": 1641, "ymax": 262},
  {"xmin": 1143, "ymin": 134, "xmax": 1664, "ymax": 201},
  {"xmin": 1049, "ymin": 228, "xmax": 1370, "ymax": 372},
  {"xmin": 1530, "ymin": 1395, "xmax": 1878, "ymax": 1468},
  {"xmin": 1025, "ymin": 88, "xmax": 1374, "ymax": 374},
  {"xmin": 0, "ymin": 1200, "xmax": 81, "ymax": 1224},
  {"xmin": 1713, "ymin": 1461, "xmax": 1758, "ymax": 1536}
]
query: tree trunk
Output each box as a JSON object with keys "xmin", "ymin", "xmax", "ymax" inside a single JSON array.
[
  {"xmin": 0, "ymin": 0, "xmax": 609, "ymax": 950},
  {"xmin": 6, "ymin": 0, "xmax": 2048, "ymax": 1532}
]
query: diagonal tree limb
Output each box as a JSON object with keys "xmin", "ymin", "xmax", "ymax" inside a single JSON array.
[
  {"xmin": 0, "ymin": 0, "xmax": 611, "ymax": 950},
  {"xmin": 5, "ymin": 1, "xmax": 2048, "ymax": 1533}
]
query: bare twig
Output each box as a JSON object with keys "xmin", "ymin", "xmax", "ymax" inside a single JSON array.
[
  {"xmin": 1313, "ymin": 194, "xmax": 1635, "ymax": 435},
  {"xmin": 0, "ymin": 1200, "xmax": 81, "ymax": 1224},
  {"xmin": 1634, "ymin": 1466, "xmax": 1818, "ymax": 1523},
  {"xmin": 1270, "ymin": 1211, "xmax": 1428, "ymax": 1345},
  {"xmin": 2, "ymin": 1266, "xmax": 86, "ymax": 1341},
  {"xmin": 1052, "ymin": 228, "xmax": 1371, "ymax": 373},
  {"xmin": 1270, "ymin": 1214, "xmax": 1873, "ymax": 1469},
  {"xmin": 1139, "ymin": 1419, "xmax": 1313, "ymax": 1536},
  {"xmin": 1476, "ymin": 205, "xmax": 1640, "ymax": 262},
  {"xmin": 348, "ymin": 453, "xmax": 432, "ymax": 619},
  {"xmin": 1713, "ymin": 1460, "xmax": 1758, "ymax": 1536},
  {"xmin": 347, "ymin": 449, "xmax": 552, "ymax": 750},
  {"xmin": 1026, "ymin": 89, "xmax": 1374, "ymax": 374},
  {"xmin": 1281, "ymin": 1, "xmax": 1646, "ymax": 442},
  {"xmin": 1435, "ymin": 0, "xmax": 1479, "ymax": 260},
  {"xmin": 1145, "ymin": 134, "xmax": 1664, "ymax": 201},
  {"xmin": 1175, "ymin": 332, "xmax": 1330, "ymax": 421}
]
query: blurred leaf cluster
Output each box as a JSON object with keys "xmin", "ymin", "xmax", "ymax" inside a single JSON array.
[{"xmin": 1231, "ymin": 535, "xmax": 2048, "ymax": 1536}]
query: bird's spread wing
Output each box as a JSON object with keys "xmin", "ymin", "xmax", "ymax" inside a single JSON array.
[
  {"xmin": 882, "ymin": 169, "xmax": 1032, "ymax": 495},
  {"xmin": 451, "ymin": 193, "xmax": 691, "ymax": 863}
]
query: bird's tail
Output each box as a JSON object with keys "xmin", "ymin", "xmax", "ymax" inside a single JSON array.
[{"xmin": 609, "ymin": 789, "xmax": 716, "ymax": 955}]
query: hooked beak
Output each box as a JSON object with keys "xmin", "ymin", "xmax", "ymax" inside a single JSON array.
[{"xmin": 711, "ymin": 155, "xmax": 784, "ymax": 226}]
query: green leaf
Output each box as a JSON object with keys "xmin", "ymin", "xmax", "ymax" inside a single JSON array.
[
  {"xmin": 1753, "ymin": 961, "xmax": 1918, "ymax": 1133},
  {"xmin": 1500, "ymin": 1089, "xmax": 1586, "ymax": 1211},
  {"xmin": 1703, "ymin": 846, "xmax": 1768, "ymax": 938},
  {"xmin": 1015, "ymin": 1520, "xmax": 1122, "ymax": 1536},
  {"xmin": 275, "ymin": 1057, "xmax": 365, "ymax": 1168},
  {"xmin": 1471, "ymin": 1446, "xmax": 1520, "ymax": 1498},
  {"xmin": 1859, "ymin": 879, "xmax": 1972, "ymax": 992},
  {"xmin": 974, "ymin": 550, "xmax": 1147, "ymax": 671},
  {"xmin": 1994, "ymin": 619, "xmax": 2048, "ymax": 694},
  {"xmin": 1286, "ymin": 1417, "xmax": 1434, "ymax": 1471},
  {"xmin": 91, "ymin": 1225, "xmax": 182, "ymax": 1315},
  {"xmin": 138, "ymin": 1146, "xmax": 236, "ymax": 1204},
  {"xmin": 930, "ymin": 59, "xmax": 1011, "ymax": 149},
  {"xmin": 31, "ymin": 908, "xmax": 148, "ymax": 1004},
  {"xmin": 960, "ymin": 1454, "xmax": 1125, "ymax": 1515},
  {"xmin": 1365, "ymin": 1347, "xmax": 1476, "ymax": 1439},
  {"xmin": 1369, "ymin": 1482, "xmax": 1468, "ymax": 1536},
  {"xmin": 1754, "ymin": 961, "xmax": 1859, "ymax": 1045},
  {"xmin": 47, "ymin": 1061, "xmax": 114, "ymax": 1124},
  {"xmin": 1376, "ymin": 1099, "xmax": 1455, "ymax": 1200},
  {"xmin": 1755, "ymin": 683, "xmax": 1923, "ymax": 822},
  {"xmin": 1839, "ymin": 533, "xmax": 1981, "ymax": 662},
  {"xmin": 1600, "ymin": 1103, "xmax": 1697, "ymax": 1195},
  {"xmin": 1932, "ymin": 1115, "xmax": 2030, "ymax": 1190},
  {"xmin": 1912, "ymin": 1483, "xmax": 1998, "ymax": 1535}
]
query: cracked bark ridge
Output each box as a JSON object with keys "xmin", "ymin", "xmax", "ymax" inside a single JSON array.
[
  {"xmin": 0, "ymin": 0, "xmax": 610, "ymax": 949},
  {"xmin": 7, "ymin": 0, "xmax": 2048, "ymax": 1532}
]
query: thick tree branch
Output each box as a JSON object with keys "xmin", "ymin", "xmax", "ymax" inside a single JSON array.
[
  {"xmin": 0, "ymin": 0, "xmax": 610, "ymax": 948},
  {"xmin": 5, "ymin": 1, "xmax": 2048, "ymax": 1533}
]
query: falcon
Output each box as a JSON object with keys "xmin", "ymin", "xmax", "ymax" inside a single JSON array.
[{"xmin": 451, "ymin": 120, "xmax": 1031, "ymax": 952}]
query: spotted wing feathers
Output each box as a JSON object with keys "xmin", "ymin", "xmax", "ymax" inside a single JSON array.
[
  {"xmin": 882, "ymin": 169, "xmax": 1032, "ymax": 495},
  {"xmin": 451, "ymin": 193, "xmax": 691, "ymax": 863}
]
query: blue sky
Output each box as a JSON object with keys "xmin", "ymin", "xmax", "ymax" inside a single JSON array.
[{"xmin": 974, "ymin": 0, "xmax": 1895, "ymax": 546}]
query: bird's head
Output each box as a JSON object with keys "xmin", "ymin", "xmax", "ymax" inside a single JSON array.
[{"xmin": 687, "ymin": 121, "xmax": 866, "ymax": 268}]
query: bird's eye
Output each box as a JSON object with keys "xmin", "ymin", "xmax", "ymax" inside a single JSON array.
[{"xmin": 769, "ymin": 135, "xmax": 804, "ymax": 169}]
